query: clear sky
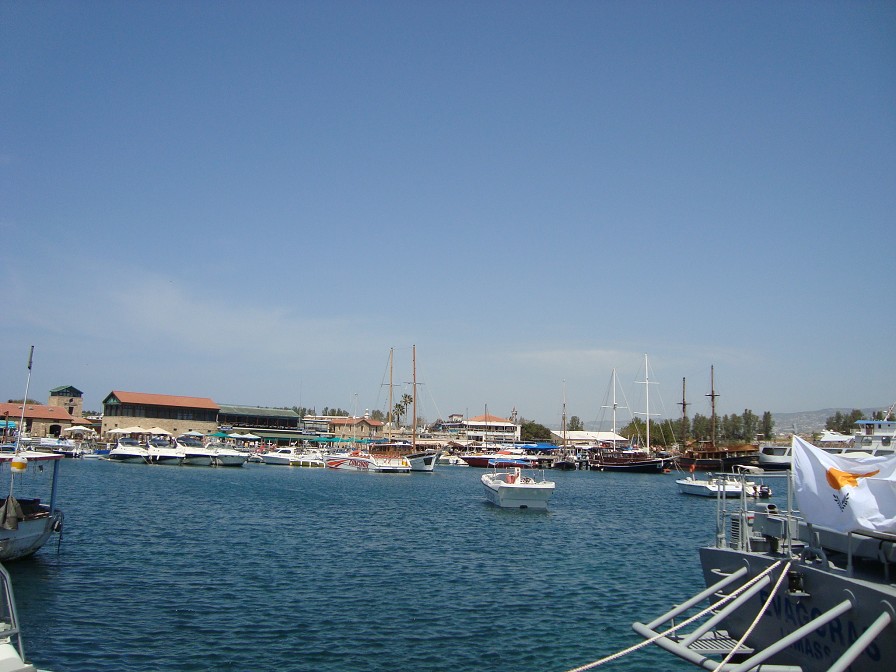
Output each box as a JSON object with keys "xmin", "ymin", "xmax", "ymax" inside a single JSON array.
[{"xmin": 2, "ymin": 1, "xmax": 894, "ymax": 429}]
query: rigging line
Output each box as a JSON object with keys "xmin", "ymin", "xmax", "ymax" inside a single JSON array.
[
  {"xmin": 711, "ymin": 561, "xmax": 792, "ymax": 672},
  {"xmin": 562, "ymin": 560, "xmax": 784, "ymax": 672}
]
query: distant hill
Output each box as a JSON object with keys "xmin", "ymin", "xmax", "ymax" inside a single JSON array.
[{"xmin": 772, "ymin": 407, "xmax": 891, "ymax": 435}]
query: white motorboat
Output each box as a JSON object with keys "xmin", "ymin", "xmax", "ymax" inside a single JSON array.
[
  {"xmin": 289, "ymin": 449, "xmax": 326, "ymax": 468},
  {"xmin": 480, "ymin": 466, "xmax": 555, "ymax": 510},
  {"xmin": 262, "ymin": 447, "xmax": 298, "ymax": 465},
  {"xmin": 108, "ymin": 437, "xmax": 149, "ymax": 463},
  {"xmin": 146, "ymin": 437, "xmax": 184, "ymax": 465},
  {"xmin": 176, "ymin": 435, "xmax": 215, "ymax": 466},
  {"xmin": 206, "ymin": 442, "xmax": 247, "ymax": 467},
  {"xmin": 676, "ymin": 473, "xmax": 745, "ymax": 497}
]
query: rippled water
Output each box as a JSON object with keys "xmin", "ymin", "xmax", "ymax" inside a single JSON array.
[{"xmin": 6, "ymin": 460, "xmax": 774, "ymax": 672}]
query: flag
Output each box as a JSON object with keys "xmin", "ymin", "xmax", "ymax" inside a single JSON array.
[{"xmin": 792, "ymin": 435, "xmax": 896, "ymax": 534}]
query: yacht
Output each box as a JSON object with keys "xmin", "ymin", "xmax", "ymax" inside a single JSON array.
[{"xmin": 108, "ymin": 437, "xmax": 149, "ymax": 463}]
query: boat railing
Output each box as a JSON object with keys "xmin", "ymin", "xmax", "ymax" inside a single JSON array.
[{"xmin": 0, "ymin": 563, "xmax": 26, "ymax": 663}]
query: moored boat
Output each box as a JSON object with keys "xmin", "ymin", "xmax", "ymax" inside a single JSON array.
[
  {"xmin": 107, "ymin": 436, "xmax": 149, "ymax": 463},
  {"xmin": 325, "ymin": 449, "xmax": 411, "ymax": 473},
  {"xmin": 480, "ymin": 466, "xmax": 555, "ymax": 510},
  {"xmin": 146, "ymin": 436, "xmax": 184, "ymax": 465},
  {"xmin": 177, "ymin": 435, "xmax": 215, "ymax": 466},
  {"xmin": 206, "ymin": 441, "xmax": 247, "ymax": 467}
]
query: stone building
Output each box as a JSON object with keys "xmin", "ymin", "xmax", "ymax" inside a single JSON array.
[
  {"xmin": 0, "ymin": 401, "xmax": 75, "ymax": 440},
  {"xmin": 48, "ymin": 385, "xmax": 84, "ymax": 418},
  {"xmin": 100, "ymin": 391, "xmax": 219, "ymax": 438}
]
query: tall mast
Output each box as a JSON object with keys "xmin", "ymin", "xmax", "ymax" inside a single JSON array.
[
  {"xmin": 387, "ymin": 348, "xmax": 394, "ymax": 441},
  {"xmin": 707, "ymin": 365, "xmax": 719, "ymax": 448},
  {"xmin": 561, "ymin": 380, "xmax": 567, "ymax": 449},
  {"xmin": 678, "ymin": 377, "xmax": 689, "ymax": 447},
  {"xmin": 15, "ymin": 346, "xmax": 34, "ymax": 454},
  {"xmin": 645, "ymin": 354, "xmax": 650, "ymax": 451},
  {"xmin": 412, "ymin": 345, "xmax": 417, "ymax": 449}
]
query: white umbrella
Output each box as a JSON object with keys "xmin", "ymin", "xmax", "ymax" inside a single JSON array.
[
  {"xmin": 227, "ymin": 432, "xmax": 247, "ymax": 439},
  {"xmin": 63, "ymin": 426, "xmax": 96, "ymax": 435},
  {"xmin": 147, "ymin": 427, "xmax": 172, "ymax": 436},
  {"xmin": 183, "ymin": 430, "xmax": 204, "ymax": 437},
  {"xmin": 120, "ymin": 426, "xmax": 147, "ymax": 434},
  {"xmin": 242, "ymin": 433, "xmax": 261, "ymax": 440}
]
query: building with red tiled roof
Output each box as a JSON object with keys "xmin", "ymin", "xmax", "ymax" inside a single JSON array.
[
  {"xmin": 328, "ymin": 416, "xmax": 384, "ymax": 441},
  {"xmin": 0, "ymin": 402, "xmax": 75, "ymax": 440},
  {"xmin": 100, "ymin": 391, "xmax": 220, "ymax": 438}
]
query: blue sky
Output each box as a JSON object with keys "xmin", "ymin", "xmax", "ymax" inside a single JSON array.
[{"xmin": 2, "ymin": 2, "xmax": 894, "ymax": 429}]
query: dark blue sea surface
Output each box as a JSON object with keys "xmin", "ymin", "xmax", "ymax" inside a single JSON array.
[{"xmin": 7, "ymin": 461, "xmax": 786, "ymax": 672}]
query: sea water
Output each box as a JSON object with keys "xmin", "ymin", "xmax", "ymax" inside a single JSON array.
[{"xmin": 7, "ymin": 460, "xmax": 781, "ymax": 672}]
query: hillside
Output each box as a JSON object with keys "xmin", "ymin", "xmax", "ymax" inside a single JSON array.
[{"xmin": 771, "ymin": 407, "xmax": 891, "ymax": 435}]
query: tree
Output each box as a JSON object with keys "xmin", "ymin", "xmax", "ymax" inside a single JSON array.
[
  {"xmin": 759, "ymin": 411, "xmax": 775, "ymax": 440},
  {"xmin": 567, "ymin": 415, "xmax": 584, "ymax": 432},
  {"xmin": 392, "ymin": 393, "xmax": 414, "ymax": 426},
  {"xmin": 826, "ymin": 409, "xmax": 864, "ymax": 434},
  {"xmin": 520, "ymin": 419, "xmax": 552, "ymax": 442}
]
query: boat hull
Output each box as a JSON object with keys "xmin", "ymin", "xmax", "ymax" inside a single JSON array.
[
  {"xmin": 326, "ymin": 454, "xmax": 410, "ymax": 473},
  {"xmin": 107, "ymin": 450, "xmax": 149, "ymax": 464},
  {"xmin": 592, "ymin": 456, "xmax": 674, "ymax": 472},
  {"xmin": 0, "ymin": 510, "xmax": 63, "ymax": 561},
  {"xmin": 404, "ymin": 450, "xmax": 442, "ymax": 472},
  {"xmin": 480, "ymin": 473, "xmax": 555, "ymax": 509}
]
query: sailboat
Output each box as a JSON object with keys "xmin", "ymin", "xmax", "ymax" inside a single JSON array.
[
  {"xmin": 398, "ymin": 345, "xmax": 443, "ymax": 472},
  {"xmin": 591, "ymin": 358, "xmax": 675, "ymax": 473},
  {"xmin": 0, "ymin": 346, "xmax": 65, "ymax": 561},
  {"xmin": 553, "ymin": 383, "xmax": 577, "ymax": 470},
  {"xmin": 676, "ymin": 365, "xmax": 759, "ymax": 471}
]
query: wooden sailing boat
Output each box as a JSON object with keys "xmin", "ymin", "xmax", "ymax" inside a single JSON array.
[
  {"xmin": 553, "ymin": 382, "xmax": 577, "ymax": 470},
  {"xmin": 591, "ymin": 357, "xmax": 674, "ymax": 473},
  {"xmin": 675, "ymin": 365, "xmax": 759, "ymax": 471}
]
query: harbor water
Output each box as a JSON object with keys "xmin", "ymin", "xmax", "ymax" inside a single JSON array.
[{"xmin": 7, "ymin": 460, "xmax": 783, "ymax": 672}]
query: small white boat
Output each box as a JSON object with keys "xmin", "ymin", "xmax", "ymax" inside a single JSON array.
[
  {"xmin": 206, "ymin": 442, "xmax": 247, "ymax": 467},
  {"xmin": 676, "ymin": 468, "xmax": 771, "ymax": 498},
  {"xmin": 0, "ymin": 451, "xmax": 65, "ymax": 561},
  {"xmin": 146, "ymin": 437, "xmax": 184, "ymax": 465},
  {"xmin": 177, "ymin": 435, "xmax": 215, "ymax": 466},
  {"xmin": 481, "ymin": 466, "xmax": 555, "ymax": 509},
  {"xmin": 108, "ymin": 437, "xmax": 149, "ymax": 463},
  {"xmin": 289, "ymin": 449, "xmax": 326, "ymax": 468},
  {"xmin": 262, "ymin": 447, "xmax": 298, "ymax": 465}
]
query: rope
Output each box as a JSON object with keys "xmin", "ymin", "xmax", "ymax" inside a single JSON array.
[
  {"xmin": 711, "ymin": 561, "xmax": 791, "ymax": 672},
  {"xmin": 563, "ymin": 560, "xmax": 783, "ymax": 672}
]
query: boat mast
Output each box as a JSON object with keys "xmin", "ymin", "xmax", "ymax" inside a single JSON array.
[
  {"xmin": 707, "ymin": 365, "xmax": 719, "ymax": 449},
  {"xmin": 645, "ymin": 355, "xmax": 650, "ymax": 451},
  {"xmin": 561, "ymin": 381, "xmax": 567, "ymax": 450},
  {"xmin": 678, "ymin": 377, "xmax": 689, "ymax": 448},
  {"xmin": 387, "ymin": 348, "xmax": 394, "ymax": 441},
  {"xmin": 412, "ymin": 344, "xmax": 417, "ymax": 450},
  {"xmin": 14, "ymin": 346, "xmax": 34, "ymax": 455}
]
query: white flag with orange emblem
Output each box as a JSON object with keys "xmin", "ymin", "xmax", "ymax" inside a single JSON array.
[{"xmin": 792, "ymin": 435, "xmax": 896, "ymax": 534}]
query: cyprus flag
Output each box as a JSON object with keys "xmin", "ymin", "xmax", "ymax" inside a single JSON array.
[{"xmin": 792, "ymin": 435, "xmax": 896, "ymax": 534}]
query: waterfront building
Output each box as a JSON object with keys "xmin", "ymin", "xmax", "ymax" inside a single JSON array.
[
  {"xmin": 48, "ymin": 385, "xmax": 84, "ymax": 418},
  {"xmin": 0, "ymin": 401, "xmax": 75, "ymax": 440},
  {"xmin": 463, "ymin": 413, "xmax": 521, "ymax": 444},
  {"xmin": 100, "ymin": 390, "xmax": 219, "ymax": 438}
]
